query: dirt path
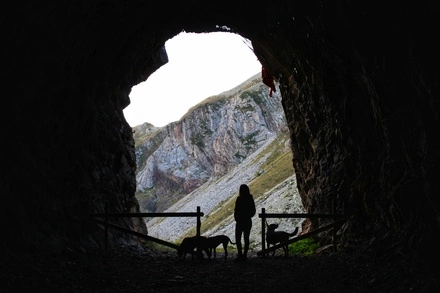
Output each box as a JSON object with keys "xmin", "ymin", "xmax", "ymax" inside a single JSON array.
[{"xmin": 2, "ymin": 245, "xmax": 439, "ymax": 292}]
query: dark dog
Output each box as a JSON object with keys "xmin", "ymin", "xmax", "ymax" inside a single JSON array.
[
  {"xmin": 266, "ymin": 223, "xmax": 299, "ymax": 257},
  {"xmin": 177, "ymin": 236, "xmax": 210, "ymax": 259},
  {"xmin": 205, "ymin": 235, "xmax": 236, "ymax": 259}
]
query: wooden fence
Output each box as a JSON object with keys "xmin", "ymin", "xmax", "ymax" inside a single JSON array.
[
  {"xmin": 90, "ymin": 205, "xmax": 203, "ymax": 254},
  {"xmin": 257, "ymin": 206, "xmax": 346, "ymax": 257},
  {"xmin": 91, "ymin": 203, "xmax": 346, "ymax": 258}
]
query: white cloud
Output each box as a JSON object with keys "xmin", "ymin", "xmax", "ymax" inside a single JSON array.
[{"xmin": 123, "ymin": 32, "xmax": 261, "ymax": 127}]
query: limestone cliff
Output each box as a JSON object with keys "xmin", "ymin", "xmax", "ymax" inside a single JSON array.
[{"xmin": 133, "ymin": 74, "xmax": 287, "ymax": 213}]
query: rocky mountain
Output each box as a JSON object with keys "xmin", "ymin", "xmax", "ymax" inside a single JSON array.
[
  {"xmin": 146, "ymin": 133, "xmax": 306, "ymax": 249},
  {"xmin": 133, "ymin": 73, "xmax": 305, "ymax": 246}
]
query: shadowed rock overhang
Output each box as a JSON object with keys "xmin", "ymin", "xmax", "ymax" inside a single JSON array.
[{"xmin": 1, "ymin": 1, "xmax": 439, "ymax": 264}]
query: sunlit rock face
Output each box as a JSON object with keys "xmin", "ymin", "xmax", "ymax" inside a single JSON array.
[
  {"xmin": 134, "ymin": 76, "xmax": 287, "ymax": 213},
  {"xmin": 2, "ymin": 1, "xmax": 439, "ymax": 263}
]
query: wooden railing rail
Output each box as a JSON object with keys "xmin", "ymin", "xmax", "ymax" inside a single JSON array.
[
  {"xmin": 258, "ymin": 203, "xmax": 346, "ymax": 257},
  {"xmin": 90, "ymin": 205, "xmax": 203, "ymax": 253},
  {"xmin": 256, "ymin": 218, "xmax": 346, "ymax": 257},
  {"xmin": 91, "ymin": 202, "xmax": 346, "ymax": 259}
]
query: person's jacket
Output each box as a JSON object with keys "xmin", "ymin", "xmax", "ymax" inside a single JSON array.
[{"xmin": 234, "ymin": 194, "xmax": 256, "ymax": 223}]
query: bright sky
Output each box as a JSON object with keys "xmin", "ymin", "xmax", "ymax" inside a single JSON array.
[{"xmin": 123, "ymin": 31, "xmax": 262, "ymax": 127}]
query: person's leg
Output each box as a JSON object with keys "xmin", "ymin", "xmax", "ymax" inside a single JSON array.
[
  {"xmin": 243, "ymin": 222, "xmax": 252, "ymax": 259},
  {"xmin": 235, "ymin": 222, "xmax": 243, "ymax": 258}
]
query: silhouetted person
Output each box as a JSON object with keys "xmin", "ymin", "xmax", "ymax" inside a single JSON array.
[{"xmin": 233, "ymin": 184, "xmax": 256, "ymax": 261}]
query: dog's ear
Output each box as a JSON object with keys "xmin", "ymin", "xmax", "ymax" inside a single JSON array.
[{"xmin": 265, "ymin": 219, "xmax": 269, "ymax": 228}]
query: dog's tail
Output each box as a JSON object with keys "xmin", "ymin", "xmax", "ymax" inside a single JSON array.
[
  {"xmin": 228, "ymin": 236, "xmax": 236, "ymax": 245},
  {"xmin": 288, "ymin": 227, "xmax": 299, "ymax": 237}
]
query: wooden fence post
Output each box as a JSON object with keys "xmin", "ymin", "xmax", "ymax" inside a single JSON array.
[
  {"xmin": 261, "ymin": 208, "xmax": 266, "ymax": 257},
  {"xmin": 196, "ymin": 206, "xmax": 201, "ymax": 258}
]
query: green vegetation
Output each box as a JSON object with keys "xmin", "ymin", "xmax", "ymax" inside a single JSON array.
[
  {"xmin": 142, "ymin": 239, "xmax": 176, "ymax": 253},
  {"xmin": 188, "ymin": 119, "xmax": 214, "ymax": 149},
  {"xmin": 182, "ymin": 95, "xmax": 227, "ymax": 120},
  {"xmin": 288, "ymin": 238, "xmax": 320, "ymax": 256},
  {"xmin": 236, "ymin": 104, "xmax": 255, "ymax": 113},
  {"xmin": 134, "ymin": 132, "xmax": 166, "ymax": 170},
  {"xmin": 234, "ymin": 152, "xmax": 246, "ymax": 160},
  {"xmin": 200, "ymin": 120, "xmax": 213, "ymax": 136},
  {"xmin": 135, "ymin": 188, "xmax": 155, "ymax": 202},
  {"xmin": 252, "ymin": 92, "xmax": 264, "ymax": 105},
  {"xmin": 132, "ymin": 123, "xmax": 160, "ymax": 147},
  {"xmin": 190, "ymin": 132, "xmax": 205, "ymax": 148},
  {"xmin": 239, "ymin": 88, "xmax": 265, "ymax": 106},
  {"xmin": 239, "ymin": 90, "xmax": 256, "ymax": 101},
  {"xmin": 247, "ymin": 134, "xmax": 294, "ymax": 201},
  {"xmin": 196, "ymin": 94, "xmax": 227, "ymax": 108},
  {"xmin": 240, "ymin": 132, "xmax": 258, "ymax": 149}
]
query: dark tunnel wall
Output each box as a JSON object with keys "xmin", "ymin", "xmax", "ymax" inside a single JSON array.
[
  {"xmin": 1, "ymin": 1, "xmax": 439, "ymax": 262},
  {"xmin": 250, "ymin": 3, "xmax": 440, "ymax": 260}
]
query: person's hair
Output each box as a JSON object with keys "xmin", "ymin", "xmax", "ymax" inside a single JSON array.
[{"xmin": 239, "ymin": 184, "xmax": 250, "ymax": 196}]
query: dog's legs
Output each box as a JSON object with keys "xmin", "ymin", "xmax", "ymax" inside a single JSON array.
[
  {"xmin": 223, "ymin": 242, "xmax": 228, "ymax": 259},
  {"xmin": 283, "ymin": 245, "xmax": 288, "ymax": 257},
  {"xmin": 267, "ymin": 243, "xmax": 276, "ymax": 257}
]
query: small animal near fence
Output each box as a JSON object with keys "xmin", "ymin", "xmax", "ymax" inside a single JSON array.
[
  {"xmin": 257, "ymin": 207, "xmax": 346, "ymax": 257},
  {"xmin": 90, "ymin": 205, "xmax": 204, "ymax": 255}
]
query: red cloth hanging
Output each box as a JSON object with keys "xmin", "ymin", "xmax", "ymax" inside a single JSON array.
[{"xmin": 262, "ymin": 67, "xmax": 276, "ymax": 97}]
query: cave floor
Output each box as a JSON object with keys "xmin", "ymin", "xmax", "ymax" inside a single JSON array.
[{"xmin": 2, "ymin": 244, "xmax": 439, "ymax": 292}]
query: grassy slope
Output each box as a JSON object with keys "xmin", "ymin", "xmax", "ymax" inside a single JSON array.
[{"xmin": 179, "ymin": 132, "xmax": 293, "ymax": 239}]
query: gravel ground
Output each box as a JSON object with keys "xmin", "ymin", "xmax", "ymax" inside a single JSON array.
[{"xmin": 2, "ymin": 243, "xmax": 439, "ymax": 293}]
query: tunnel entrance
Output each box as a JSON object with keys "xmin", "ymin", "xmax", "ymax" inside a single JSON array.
[
  {"xmin": 123, "ymin": 31, "xmax": 305, "ymax": 246},
  {"xmin": 6, "ymin": 2, "xmax": 438, "ymax": 271}
]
